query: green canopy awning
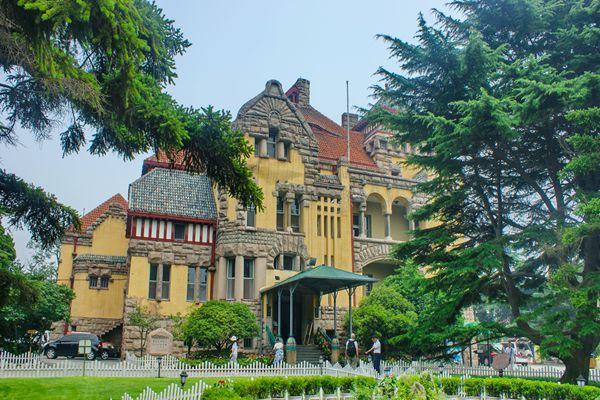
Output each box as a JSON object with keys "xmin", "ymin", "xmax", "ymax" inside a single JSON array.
[{"xmin": 262, "ymin": 265, "xmax": 377, "ymax": 295}]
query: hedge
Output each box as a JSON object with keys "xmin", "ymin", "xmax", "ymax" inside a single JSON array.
[
  {"xmin": 440, "ymin": 376, "xmax": 600, "ymax": 400},
  {"xmin": 199, "ymin": 375, "xmax": 600, "ymax": 400},
  {"xmin": 231, "ymin": 376, "xmax": 376, "ymax": 398}
]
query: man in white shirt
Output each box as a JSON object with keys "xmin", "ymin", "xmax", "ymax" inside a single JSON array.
[
  {"xmin": 230, "ymin": 336, "xmax": 238, "ymax": 364},
  {"xmin": 365, "ymin": 334, "xmax": 382, "ymax": 374}
]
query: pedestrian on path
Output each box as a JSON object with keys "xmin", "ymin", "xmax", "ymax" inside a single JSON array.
[
  {"xmin": 230, "ymin": 336, "xmax": 239, "ymax": 364},
  {"xmin": 273, "ymin": 338, "xmax": 284, "ymax": 365},
  {"xmin": 345, "ymin": 333, "xmax": 359, "ymax": 368},
  {"xmin": 365, "ymin": 334, "xmax": 382, "ymax": 374}
]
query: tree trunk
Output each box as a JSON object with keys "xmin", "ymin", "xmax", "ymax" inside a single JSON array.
[{"xmin": 561, "ymin": 349, "xmax": 590, "ymax": 384}]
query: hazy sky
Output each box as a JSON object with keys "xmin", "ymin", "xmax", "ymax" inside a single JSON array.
[{"xmin": 3, "ymin": 0, "xmax": 448, "ymax": 261}]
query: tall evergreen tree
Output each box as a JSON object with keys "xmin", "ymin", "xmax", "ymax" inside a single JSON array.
[
  {"xmin": 374, "ymin": 0, "xmax": 599, "ymax": 382},
  {"xmin": 0, "ymin": 0, "xmax": 262, "ymax": 248}
]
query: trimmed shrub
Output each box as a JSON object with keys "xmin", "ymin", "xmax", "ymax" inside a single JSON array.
[
  {"xmin": 231, "ymin": 376, "xmax": 376, "ymax": 398},
  {"xmin": 440, "ymin": 376, "xmax": 600, "ymax": 400}
]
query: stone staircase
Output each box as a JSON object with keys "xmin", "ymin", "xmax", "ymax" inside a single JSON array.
[{"xmin": 296, "ymin": 344, "xmax": 323, "ymax": 364}]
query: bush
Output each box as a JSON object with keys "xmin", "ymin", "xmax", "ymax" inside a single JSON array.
[
  {"xmin": 440, "ymin": 376, "xmax": 600, "ymax": 400},
  {"xmin": 201, "ymin": 387, "xmax": 250, "ymax": 400},
  {"xmin": 231, "ymin": 376, "xmax": 376, "ymax": 398}
]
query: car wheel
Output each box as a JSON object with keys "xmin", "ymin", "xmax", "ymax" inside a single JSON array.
[
  {"xmin": 45, "ymin": 348, "xmax": 57, "ymax": 359},
  {"xmin": 100, "ymin": 350, "xmax": 109, "ymax": 360},
  {"xmin": 86, "ymin": 351, "xmax": 95, "ymax": 361}
]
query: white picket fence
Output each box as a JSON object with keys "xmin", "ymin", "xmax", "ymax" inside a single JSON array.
[{"xmin": 1, "ymin": 351, "xmax": 599, "ymax": 383}]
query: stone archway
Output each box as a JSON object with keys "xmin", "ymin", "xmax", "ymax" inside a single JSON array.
[{"xmin": 353, "ymin": 240, "xmax": 394, "ymax": 274}]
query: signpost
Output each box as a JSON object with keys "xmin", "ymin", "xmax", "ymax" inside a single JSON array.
[
  {"xmin": 78, "ymin": 339, "xmax": 92, "ymax": 376},
  {"xmin": 147, "ymin": 328, "xmax": 173, "ymax": 378},
  {"xmin": 492, "ymin": 352, "xmax": 510, "ymax": 377}
]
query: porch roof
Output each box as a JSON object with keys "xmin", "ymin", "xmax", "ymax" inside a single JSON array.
[{"xmin": 262, "ymin": 265, "xmax": 377, "ymax": 295}]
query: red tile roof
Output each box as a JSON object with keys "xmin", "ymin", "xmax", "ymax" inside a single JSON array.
[
  {"xmin": 76, "ymin": 194, "xmax": 128, "ymax": 232},
  {"xmin": 298, "ymin": 105, "xmax": 377, "ymax": 169}
]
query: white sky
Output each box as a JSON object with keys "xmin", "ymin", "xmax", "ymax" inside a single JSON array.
[{"xmin": 2, "ymin": 0, "xmax": 448, "ymax": 261}]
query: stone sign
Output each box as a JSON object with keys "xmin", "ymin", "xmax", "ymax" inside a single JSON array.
[{"xmin": 146, "ymin": 328, "xmax": 173, "ymax": 356}]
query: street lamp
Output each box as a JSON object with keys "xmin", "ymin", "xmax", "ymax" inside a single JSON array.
[
  {"xmin": 576, "ymin": 375, "xmax": 586, "ymax": 387},
  {"xmin": 180, "ymin": 370, "xmax": 188, "ymax": 388}
]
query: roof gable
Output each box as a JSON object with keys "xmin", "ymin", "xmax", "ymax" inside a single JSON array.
[{"xmin": 77, "ymin": 194, "xmax": 128, "ymax": 232}]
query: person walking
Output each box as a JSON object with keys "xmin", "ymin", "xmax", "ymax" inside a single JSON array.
[
  {"xmin": 345, "ymin": 333, "xmax": 359, "ymax": 368},
  {"xmin": 230, "ymin": 336, "xmax": 239, "ymax": 364},
  {"xmin": 273, "ymin": 338, "xmax": 284, "ymax": 365},
  {"xmin": 365, "ymin": 334, "xmax": 382, "ymax": 375}
]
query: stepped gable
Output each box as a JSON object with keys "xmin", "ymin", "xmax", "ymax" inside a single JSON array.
[{"xmin": 128, "ymin": 167, "xmax": 217, "ymax": 221}]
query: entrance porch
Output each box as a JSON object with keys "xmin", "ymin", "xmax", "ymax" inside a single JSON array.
[{"xmin": 260, "ymin": 265, "xmax": 376, "ymax": 361}]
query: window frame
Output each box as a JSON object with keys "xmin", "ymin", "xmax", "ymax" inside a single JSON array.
[
  {"xmin": 290, "ymin": 195, "xmax": 301, "ymax": 233},
  {"xmin": 149, "ymin": 263, "xmax": 171, "ymax": 300},
  {"xmin": 226, "ymin": 258, "xmax": 235, "ymax": 300},
  {"xmin": 173, "ymin": 222, "xmax": 186, "ymax": 241},
  {"xmin": 243, "ymin": 258, "xmax": 255, "ymax": 300},
  {"xmin": 276, "ymin": 194, "xmax": 285, "ymax": 231},
  {"xmin": 267, "ymin": 128, "xmax": 278, "ymax": 158},
  {"xmin": 89, "ymin": 275, "xmax": 98, "ymax": 289}
]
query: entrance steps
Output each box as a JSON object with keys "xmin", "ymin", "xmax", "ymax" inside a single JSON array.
[{"xmin": 296, "ymin": 344, "xmax": 322, "ymax": 364}]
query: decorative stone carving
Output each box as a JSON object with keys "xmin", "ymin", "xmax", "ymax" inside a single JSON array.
[{"xmin": 353, "ymin": 238, "xmax": 395, "ymax": 274}]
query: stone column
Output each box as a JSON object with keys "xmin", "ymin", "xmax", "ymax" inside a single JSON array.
[
  {"xmin": 216, "ymin": 257, "xmax": 227, "ymax": 300},
  {"xmin": 359, "ymin": 203, "xmax": 367, "ymax": 238},
  {"xmin": 255, "ymin": 257, "xmax": 267, "ymax": 299},
  {"xmin": 259, "ymin": 138, "xmax": 267, "ymax": 157},
  {"xmin": 276, "ymin": 141, "xmax": 286, "ymax": 160},
  {"xmin": 384, "ymin": 212, "xmax": 392, "ymax": 241},
  {"xmin": 234, "ymin": 255, "xmax": 244, "ymax": 301}
]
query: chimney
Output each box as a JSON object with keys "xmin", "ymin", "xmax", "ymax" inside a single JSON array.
[
  {"xmin": 294, "ymin": 78, "xmax": 310, "ymax": 106},
  {"xmin": 341, "ymin": 112, "xmax": 359, "ymax": 130}
]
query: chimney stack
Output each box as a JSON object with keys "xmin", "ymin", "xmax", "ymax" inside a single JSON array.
[
  {"xmin": 294, "ymin": 78, "xmax": 310, "ymax": 106},
  {"xmin": 341, "ymin": 112, "xmax": 359, "ymax": 130}
]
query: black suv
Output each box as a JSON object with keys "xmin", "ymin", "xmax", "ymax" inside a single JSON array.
[{"xmin": 43, "ymin": 333, "xmax": 114, "ymax": 360}]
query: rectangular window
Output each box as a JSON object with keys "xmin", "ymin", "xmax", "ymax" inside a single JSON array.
[
  {"xmin": 365, "ymin": 215, "xmax": 373, "ymax": 238},
  {"xmin": 254, "ymin": 137, "xmax": 260, "ymax": 156},
  {"xmin": 100, "ymin": 276, "xmax": 109, "ymax": 289},
  {"xmin": 198, "ymin": 267, "xmax": 208, "ymax": 302},
  {"xmin": 330, "ymin": 216, "xmax": 335, "ymax": 238},
  {"xmin": 290, "ymin": 196, "xmax": 301, "ymax": 233},
  {"xmin": 187, "ymin": 267, "xmax": 196, "ymax": 301},
  {"xmin": 276, "ymin": 194, "xmax": 285, "ymax": 231},
  {"xmin": 337, "ymin": 217, "xmax": 341, "ymax": 238},
  {"xmin": 173, "ymin": 223, "xmax": 185, "ymax": 241},
  {"xmin": 324, "ymin": 216, "xmax": 328, "ymax": 238},
  {"xmin": 243, "ymin": 338, "xmax": 253, "ymax": 348},
  {"xmin": 283, "ymin": 143, "xmax": 289, "ymax": 160},
  {"xmin": 283, "ymin": 255, "xmax": 294, "ymax": 271},
  {"xmin": 149, "ymin": 264, "xmax": 158, "ymax": 299},
  {"xmin": 161, "ymin": 264, "xmax": 171, "ymax": 300},
  {"xmin": 243, "ymin": 258, "xmax": 255, "ymax": 300},
  {"xmin": 267, "ymin": 128, "xmax": 277, "ymax": 158},
  {"xmin": 246, "ymin": 204, "xmax": 256, "ymax": 227},
  {"xmin": 226, "ymin": 258, "xmax": 235, "ymax": 300},
  {"xmin": 352, "ymin": 214, "xmax": 360, "ymax": 237},
  {"xmin": 317, "ymin": 214, "xmax": 322, "ymax": 236},
  {"xmin": 89, "ymin": 276, "xmax": 98, "ymax": 288}
]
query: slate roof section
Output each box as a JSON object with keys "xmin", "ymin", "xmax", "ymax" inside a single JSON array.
[{"xmin": 128, "ymin": 168, "xmax": 217, "ymax": 221}]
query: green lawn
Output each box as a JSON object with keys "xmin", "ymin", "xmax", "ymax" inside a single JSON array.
[{"xmin": 0, "ymin": 377, "xmax": 216, "ymax": 400}]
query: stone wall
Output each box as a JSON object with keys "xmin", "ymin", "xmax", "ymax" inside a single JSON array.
[{"xmin": 129, "ymin": 239, "xmax": 212, "ymax": 266}]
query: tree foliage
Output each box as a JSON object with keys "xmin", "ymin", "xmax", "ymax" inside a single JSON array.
[
  {"xmin": 181, "ymin": 300, "xmax": 258, "ymax": 352},
  {"xmin": 127, "ymin": 302, "xmax": 160, "ymax": 356},
  {"xmin": 0, "ymin": 0, "xmax": 262, "ymax": 249},
  {"xmin": 373, "ymin": 0, "xmax": 599, "ymax": 382},
  {"xmin": 0, "ymin": 223, "xmax": 73, "ymax": 352}
]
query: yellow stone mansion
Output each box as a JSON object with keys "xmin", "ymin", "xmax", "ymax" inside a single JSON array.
[{"xmin": 55, "ymin": 78, "xmax": 429, "ymax": 356}]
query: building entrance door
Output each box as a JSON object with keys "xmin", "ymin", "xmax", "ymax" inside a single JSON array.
[{"xmin": 273, "ymin": 291, "xmax": 303, "ymax": 344}]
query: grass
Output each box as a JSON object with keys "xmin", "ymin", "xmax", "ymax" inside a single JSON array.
[{"xmin": 0, "ymin": 377, "xmax": 219, "ymax": 400}]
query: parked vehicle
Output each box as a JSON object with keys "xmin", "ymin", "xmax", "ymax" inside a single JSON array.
[{"xmin": 42, "ymin": 332, "xmax": 116, "ymax": 360}]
